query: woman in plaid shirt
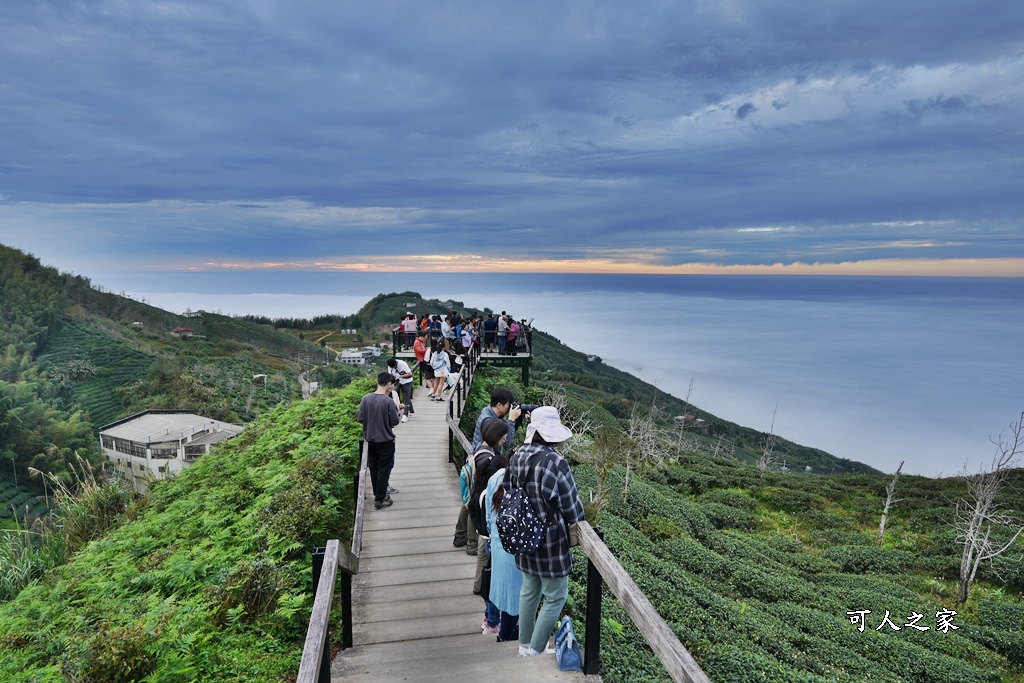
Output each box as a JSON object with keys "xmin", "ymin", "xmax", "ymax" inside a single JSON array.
[{"xmin": 503, "ymin": 406, "xmax": 585, "ymax": 657}]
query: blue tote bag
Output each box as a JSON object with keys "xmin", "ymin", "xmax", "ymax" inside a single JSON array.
[{"xmin": 554, "ymin": 616, "xmax": 583, "ymax": 671}]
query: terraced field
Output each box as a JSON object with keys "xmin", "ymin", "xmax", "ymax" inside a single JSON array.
[
  {"xmin": 38, "ymin": 317, "xmax": 155, "ymax": 427},
  {"xmin": 0, "ymin": 481, "xmax": 48, "ymax": 528}
]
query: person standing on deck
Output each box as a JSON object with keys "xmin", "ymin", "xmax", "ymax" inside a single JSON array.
[
  {"xmin": 483, "ymin": 313, "xmax": 498, "ymax": 352},
  {"xmin": 506, "ymin": 406, "xmax": 584, "ymax": 657},
  {"xmin": 356, "ymin": 372, "xmax": 401, "ymax": 510},
  {"xmin": 497, "ymin": 314, "xmax": 509, "ymax": 355},
  {"xmin": 387, "ymin": 357, "xmax": 415, "ymax": 422},
  {"xmin": 413, "ymin": 332, "xmax": 432, "ymax": 392},
  {"xmin": 472, "ymin": 388, "xmax": 522, "ymax": 455}
]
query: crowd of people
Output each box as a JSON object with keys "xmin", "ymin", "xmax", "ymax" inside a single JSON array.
[
  {"xmin": 355, "ymin": 310, "xmax": 583, "ymax": 659},
  {"xmin": 355, "ymin": 375, "xmax": 585, "ymax": 659},
  {"xmin": 396, "ymin": 310, "xmax": 533, "ymax": 356}
]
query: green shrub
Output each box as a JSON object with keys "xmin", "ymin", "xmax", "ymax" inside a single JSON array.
[
  {"xmin": 639, "ymin": 514, "xmax": 684, "ymax": 541},
  {"xmin": 701, "ymin": 501, "xmax": 753, "ymax": 529},
  {"xmin": 757, "ymin": 486, "xmax": 830, "ymax": 513},
  {"xmin": 61, "ymin": 621, "xmax": 157, "ymax": 683},
  {"xmin": 976, "ymin": 600, "xmax": 1024, "ymax": 631},
  {"xmin": 822, "ymin": 545, "xmax": 917, "ymax": 574},
  {"xmin": 973, "ymin": 627, "xmax": 1024, "ymax": 666}
]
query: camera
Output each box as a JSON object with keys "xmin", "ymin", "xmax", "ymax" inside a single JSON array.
[{"xmin": 511, "ymin": 403, "xmax": 538, "ymax": 429}]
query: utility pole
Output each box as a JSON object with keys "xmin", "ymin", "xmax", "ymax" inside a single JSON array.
[{"xmin": 10, "ymin": 456, "xmax": 17, "ymax": 487}]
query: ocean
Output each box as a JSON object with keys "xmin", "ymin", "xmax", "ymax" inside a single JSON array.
[{"xmin": 101, "ymin": 272, "xmax": 1024, "ymax": 478}]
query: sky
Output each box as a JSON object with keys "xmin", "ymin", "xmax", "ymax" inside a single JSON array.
[{"xmin": 1, "ymin": 0, "xmax": 1024, "ymax": 278}]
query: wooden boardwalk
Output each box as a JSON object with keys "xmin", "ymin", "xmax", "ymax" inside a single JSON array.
[{"xmin": 330, "ymin": 383, "xmax": 593, "ymax": 682}]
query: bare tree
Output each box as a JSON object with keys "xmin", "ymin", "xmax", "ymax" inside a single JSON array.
[
  {"xmin": 757, "ymin": 405, "xmax": 779, "ymax": 475},
  {"xmin": 876, "ymin": 460, "xmax": 905, "ymax": 546},
  {"xmin": 541, "ymin": 387, "xmax": 595, "ymax": 459},
  {"xmin": 954, "ymin": 410, "xmax": 1024, "ymax": 605},
  {"xmin": 622, "ymin": 396, "xmax": 664, "ymax": 495}
]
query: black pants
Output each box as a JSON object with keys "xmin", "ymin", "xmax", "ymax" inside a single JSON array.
[{"xmin": 367, "ymin": 440, "xmax": 396, "ymax": 502}]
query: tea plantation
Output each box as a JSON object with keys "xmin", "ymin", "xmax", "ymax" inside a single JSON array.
[{"xmin": 563, "ymin": 458, "xmax": 1024, "ymax": 683}]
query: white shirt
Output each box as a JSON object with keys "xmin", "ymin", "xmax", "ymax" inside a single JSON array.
[{"xmin": 390, "ymin": 359, "xmax": 413, "ymax": 385}]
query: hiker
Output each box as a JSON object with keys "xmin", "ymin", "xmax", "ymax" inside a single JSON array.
[
  {"xmin": 497, "ymin": 314, "xmax": 508, "ymax": 355},
  {"xmin": 471, "ymin": 388, "xmax": 521, "ymax": 455},
  {"xmin": 355, "ymin": 372, "xmax": 401, "ymax": 510},
  {"xmin": 387, "ymin": 357, "xmax": 414, "ymax": 422},
  {"xmin": 401, "ymin": 313, "xmax": 417, "ymax": 349},
  {"xmin": 413, "ymin": 332, "xmax": 432, "ymax": 389},
  {"xmin": 469, "ymin": 418, "xmax": 512, "ymax": 635},
  {"xmin": 429, "ymin": 339, "xmax": 450, "ymax": 401},
  {"xmin": 504, "ymin": 406, "xmax": 584, "ymax": 656},
  {"xmin": 483, "ymin": 313, "xmax": 498, "ymax": 352},
  {"xmin": 484, "ymin": 455, "xmax": 523, "ymax": 641},
  {"xmin": 506, "ymin": 317, "xmax": 519, "ymax": 356}
]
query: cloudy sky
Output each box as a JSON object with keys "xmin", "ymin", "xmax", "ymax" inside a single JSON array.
[{"xmin": 1, "ymin": 0, "xmax": 1023, "ymax": 278}]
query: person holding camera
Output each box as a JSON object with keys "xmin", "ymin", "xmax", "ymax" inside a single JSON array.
[{"xmin": 471, "ymin": 388, "xmax": 536, "ymax": 456}]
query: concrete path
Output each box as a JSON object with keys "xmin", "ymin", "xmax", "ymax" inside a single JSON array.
[{"xmin": 331, "ymin": 383, "xmax": 595, "ymax": 682}]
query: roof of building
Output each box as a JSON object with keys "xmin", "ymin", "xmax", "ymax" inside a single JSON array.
[
  {"xmin": 99, "ymin": 410, "xmax": 243, "ymax": 444},
  {"xmin": 188, "ymin": 427, "xmax": 244, "ymax": 446}
]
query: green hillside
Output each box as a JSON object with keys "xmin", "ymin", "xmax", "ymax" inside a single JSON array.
[
  {"xmin": 0, "ymin": 379, "xmax": 369, "ymax": 682},
  {"xmin": 0, "ymin": 242, "xmax": 331, "ymax": 487}
]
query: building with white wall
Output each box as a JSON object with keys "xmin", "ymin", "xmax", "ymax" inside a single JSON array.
[{"xmin": 99, "ymin": 410, "xmax": 244, "ymax": 493}]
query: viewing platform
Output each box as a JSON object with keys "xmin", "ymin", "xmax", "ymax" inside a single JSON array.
[{"xmin": 391, "ymin": 328, "xmax": 534, "ymax": 385}]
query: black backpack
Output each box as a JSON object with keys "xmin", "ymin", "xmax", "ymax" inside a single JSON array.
[{"xmin": 495, "ymin": 449, "xmax": 549, "ymax": 555}]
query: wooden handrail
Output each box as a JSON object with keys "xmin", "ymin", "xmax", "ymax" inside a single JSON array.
[
  {"xmin": 297, "ymin": 437, "xmax": 370, "ymax": 682},
  {"xmin": 296, "ymin": 540, "xmax": 341, "ymax": 683},
  {"xmin": 351, "ymin": 441, "xmax": 369, "ymax": 557},
  {"xmin": 441, "ymin": 353, "xmax": 709, "ymax": 681},
  {"xmin": 447, "ymin": 413, "xmax": 473, "ymax": 455},
  {"xmin": 576, "ymin": 521, "xmax": 710, "ymax": 683}
]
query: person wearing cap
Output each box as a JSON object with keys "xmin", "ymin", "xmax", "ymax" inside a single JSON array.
[
  {"xmin": 356, "ymin": 372, "xmax": 402, "ymax": 510},
  {"xmin": 504, "ymin": 406, "xmax": 584, "ymax": 657}
]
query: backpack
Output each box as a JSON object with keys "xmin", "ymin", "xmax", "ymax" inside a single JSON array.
[
  {"xmin": 495, "ymin": 451, "xmax": 548, "ymax": 555},
  {"xmin": 467, "ymin": 450, "xmax": 495, "ymax": 536}
]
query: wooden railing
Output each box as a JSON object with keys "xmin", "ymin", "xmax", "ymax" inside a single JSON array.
[
  {"xmin": 442, "ymin": 362, "xmax": 711, "ymax": 683},
  {"xmin": 296, "ymin": 440, "xmax": 369, "ymax": 683}
]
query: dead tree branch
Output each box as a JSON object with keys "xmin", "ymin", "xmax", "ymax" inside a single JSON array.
[
  {"xmin": 954, "ymin": 410, "xmax": 1024, "ymax": 605},
  {"xmin": 876, "ymin": 460, "xmax": 905, "ymax": 546}
]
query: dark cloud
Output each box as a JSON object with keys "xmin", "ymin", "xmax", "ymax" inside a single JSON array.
[{"xmin": 0, "ymin": 0, "xmax": 1022, "ymax": 272}]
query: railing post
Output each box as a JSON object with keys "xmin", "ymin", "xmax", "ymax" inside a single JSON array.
[
  {"xmin": 448, "ymin": 400, "xmax": 455, "ymax": 464},
  {"xmin": 312, "ymin": 547, "xmax": 332, "ymax": 682},
  {"xmin": 584, "ymin": 527, "xmax": 604, "ymax": 676},
  {"xmin": 341, "ymin": 572, "xmax": 353, "ymax": 649}
]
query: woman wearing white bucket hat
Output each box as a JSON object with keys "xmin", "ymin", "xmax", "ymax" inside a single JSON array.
[{"xmin": 500, "ymin": 406, "xmax": 585, "ymax": 657}]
